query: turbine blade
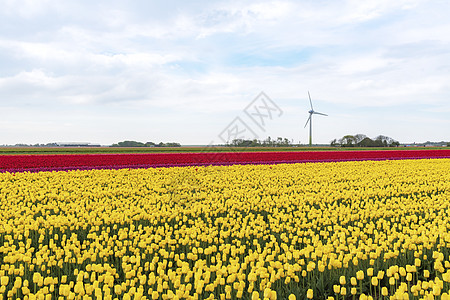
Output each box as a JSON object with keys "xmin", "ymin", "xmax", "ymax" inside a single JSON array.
[
  {"xmin": 308, "ymin": 91, "xmax": 314, "ymax": 110},
  {"xmin": 304, "ymin": 114, "xmax": 311, "ymax": 128},
  {"xmin": 313, "ymin": 111, "xmax": 328, "ymax": 116}
]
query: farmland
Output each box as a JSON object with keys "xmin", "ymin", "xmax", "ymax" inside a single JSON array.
[
  {"xmin": 0, "ymin": 146, "xmax": 448, "ymax": 156},
  {"xmin": 1, "ymin": 149, "xmax": 450, "ymax": 173},
  {"xmin": 0, "ymin": 147, "xmax": 331, "ymax": 155},
  {"xmin": 1, "ymin": 151, "xmax": 450, "ymax": 299}
]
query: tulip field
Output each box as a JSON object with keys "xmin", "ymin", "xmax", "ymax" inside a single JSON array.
[
  {"xmin": 1, "ymin": 150, "xmax": 450, "ymax": 299},
  {"xmin": 1, "ymin": 149, "xmax": 450, "ymax": 173}
]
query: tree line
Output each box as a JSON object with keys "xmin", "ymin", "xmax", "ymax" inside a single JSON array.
[
  {"xmin": 111, "ymin": 141, "xmax": 181, "ymax": 147},
  {"xmin": 330, "ymin": 134, "xmax": 400, "ymax": 147},
  {"xmin": 226, "ymin": 137, "xmax": 294, "ymax": 147}
]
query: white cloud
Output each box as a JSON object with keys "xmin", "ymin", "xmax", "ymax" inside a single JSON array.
[
  {"xmin": 337, "ymin": 54, "xmax": 395, "ymax": 75},
  {"xmin": 3, "ymin": 0, "xmax": 57, "ymax": 18},
  {"xmin": 0, "ymin": 0, "xmax": 449, "ymax": 145},
  {"xmin": 338, "ymin": 0, "xmax": 422, "ymax": 23}
]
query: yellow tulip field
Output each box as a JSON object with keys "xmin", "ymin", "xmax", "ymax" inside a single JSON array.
[{"xmin": 1, "ymin": 158, "xmax": 450, "ymax": 299}]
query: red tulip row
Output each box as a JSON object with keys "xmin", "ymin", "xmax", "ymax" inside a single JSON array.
[{"xmin": 1, "ymin": 149, "xmax": 449, "ymax": 173}]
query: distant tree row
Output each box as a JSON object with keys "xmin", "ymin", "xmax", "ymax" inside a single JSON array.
[
  {"xmin": 330, "ymin": 134, "xmax": 400, "ymax": 147},
  {"xmin": 111, "ymin": 141, "xmax": 181, "ymax": 147},
  {"xmin": 226, "ymin": 137, "xmax": 294, "ymax": 147},
  {"xmin": 7, "ymin": 143, "xmax": 60, "ymax": 147}
]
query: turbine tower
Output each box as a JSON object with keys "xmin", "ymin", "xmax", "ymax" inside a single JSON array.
[{"xmin": 304, "ymin": 91, "xmax": 328, "ymax": 147}]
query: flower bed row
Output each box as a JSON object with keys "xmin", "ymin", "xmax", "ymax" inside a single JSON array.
[
  {"xmin": 1, "ymin": 149, "xmax": 450, "ymax": 173},
  {"xmin": 1, "ymin": 159, "xmax": 450, "ymax": 299}
]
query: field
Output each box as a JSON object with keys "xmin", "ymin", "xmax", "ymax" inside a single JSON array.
[
  {"xmin": 1, "ymin": 149, "xmax": 450, "ymax": 173},
  {"xmin": 0, "ymin": 146, "xmax": 448, "ymax": 155},
  {"xmin": 0, "ymin": 147, "xmax": 332, "ymax": 155},
  {"xmin": 1, "ymin": 150, "xmax": 450, "ymax": 299}
]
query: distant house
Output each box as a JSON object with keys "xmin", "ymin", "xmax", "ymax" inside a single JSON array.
[{"xmin": 403, "ymin": 143, "xmax": 447, "ymax": 147}]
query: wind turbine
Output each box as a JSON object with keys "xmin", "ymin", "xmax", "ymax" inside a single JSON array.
[{"xmin": 304, "ymin": 92, "xmax": 328, "ymax": 146}]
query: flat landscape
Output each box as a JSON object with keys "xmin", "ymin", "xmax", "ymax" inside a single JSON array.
[
  {"xmin": 2, "ymin": 0, "xmax": 449, "ymax": 299},
  {"xmin": 0, "ymin": 146, "xmax": 447, "ymax": 155},
  {"xmin": 0, "ymin": 146, "xmax": 333, "ymax": 155},
  {"xmin": 1, "ymin": 149, "xmax": 450, "ymax": 299}
]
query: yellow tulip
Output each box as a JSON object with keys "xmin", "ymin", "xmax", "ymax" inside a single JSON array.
[
  {"xmin": 377, "ymin": 271, "xmax": 384, "ymax": 280},
  {"xmin": 389, "ymin": 277, "xmax": 397, "ymax": 286},
  {"xmin": 22, "ymin": 286, "xmax": 30, "ymax": 295},
  {"xmin": 252, "ymin": 291, "xmax": 260, "ymax": 300},
  {"xmin": 433, "ymin": 285, "xmax": 441, "ymax": 296},
  {"xmin": 1, "ymin": 276, "xmax": 9, "ymax": 286},
  {"xmin": 152, "ymin": 291, "xmax": 159, "ymax": 300},
  {"xmin": 356, "ymin": 270, "xmax": 364, "ymax": 280},
  {"xmin": 333, "ymin": 285, "xmax": 340, "ymax": 293}
]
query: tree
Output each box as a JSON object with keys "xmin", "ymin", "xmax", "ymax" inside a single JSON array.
[
  {"xmin": 162, "ymin": 142, "xmax": 181, "ymax": 147},
  {"xmin": 263, "ymin": 136, "xmax": 273, "ymax": 147},
  {"xmin": 112, "ymin": 141, "xmax": 145, "ymax": 147},
  {"xmin": 227, "ymin": 137, "xmax": 293, "ymax": 147},
  {"xmin": 375, "ymin": 135, "xmax": 399, "ymax": 147},
  {"xmin": 390, "ymin": 141, "xmax": 400, "ymax": 147},
  {"xmin": 112, "ymin": 141, "xmax": 181, "ymax": 147},
  {"xmin": 354, "ymin": 134, "xmax": 368, "ymax": 144},
  {"xmin": 340, "ymin": 135, "xmax": 357, "ymax": 147},
  {"xmin": 375, "ymin": 135, "xmax": 391, "ymax": 146},
  {"xmin": 334, "ymin": 134, "xmax": 399, "ymax": 147},
  {"xmin": 276, "ymin": 137, "xmax": 283, "ymax": 146}
]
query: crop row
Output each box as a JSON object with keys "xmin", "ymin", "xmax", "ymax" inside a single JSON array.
[
  {"xmin": 1, "ymin": 149, "xmax": 450, "ymax": 173},
  {"xmin": 1, "ymin": 159, "xmax": 450, "ymax": 299}
]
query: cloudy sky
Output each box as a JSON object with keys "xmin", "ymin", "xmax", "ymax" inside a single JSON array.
[{"xmin": 0, "ymin": 0, "xmax": 449, "ymax": 145}]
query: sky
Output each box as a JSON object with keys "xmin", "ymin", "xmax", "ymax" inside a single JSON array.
[{"xmin": 0, "ymin": 0, "xmax": 449, "ymax": 145}]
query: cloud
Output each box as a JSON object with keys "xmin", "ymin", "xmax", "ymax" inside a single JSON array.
[
  {"xmin": 0, "ymin": 0, "xmax": 449, "ymax": 144},
  {"xmin": 3, "ymin": 0, "xmax": 57, "ymax": 18}
]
